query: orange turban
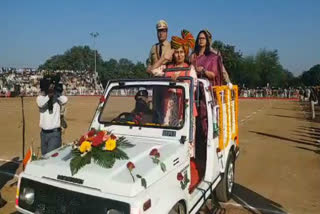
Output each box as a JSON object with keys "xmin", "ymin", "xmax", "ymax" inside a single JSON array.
[{"xmin": 171, "ymin": 29, "xmax": 195, "ymax": 56}]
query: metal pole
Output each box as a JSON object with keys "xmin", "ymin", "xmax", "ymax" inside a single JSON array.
[
  {"xmin": 90, "ymin": 32, "xmax": 99, "ymax": 89},
  {"xmin": 94, "ymin": 47, "xmax": 97, "ymax": 75},
  {"xmin": 21, "ymin": 96, "xmax": 25, "ymax": 159}
]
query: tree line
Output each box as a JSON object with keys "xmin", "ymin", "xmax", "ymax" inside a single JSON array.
[{"xmin": 39, "ymin": 44, "xmax": 319, "ymax": 87}]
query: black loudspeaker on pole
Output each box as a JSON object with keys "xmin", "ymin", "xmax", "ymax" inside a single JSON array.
[{"xmin": 21, "ymin": 96, "xmax": 25, "ymax": 159}]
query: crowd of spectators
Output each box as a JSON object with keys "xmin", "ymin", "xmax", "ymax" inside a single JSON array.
[
  {"xmin": 0, "ymin": 68, "xmax": 103, "ymax": 97},
  {"xmin": 239, "ymin": 87, "xmax": 300, "ymax": 99},
  {"xmin": 299, "ymin": 87, "xmax": 320, "ymax": 102},
  {"xmin": 1, "ymin": 67, "xmax": 316, "ymax": 101}
]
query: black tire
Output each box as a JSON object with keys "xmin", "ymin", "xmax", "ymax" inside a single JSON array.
[
  {"xmin": 168, "ymin": 201, "xmax": 186, "ymax": 214},
  {"xmin": 215, "ymin": 152, "xmax": 235, "ymax": 202}
]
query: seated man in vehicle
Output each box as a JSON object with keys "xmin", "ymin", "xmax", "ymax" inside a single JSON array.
[{"xmin": 132, "ymin": 90, "xmax": 153, "ymax": 124}]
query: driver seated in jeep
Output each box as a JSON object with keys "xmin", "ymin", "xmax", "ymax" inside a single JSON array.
[{"xmin": 132, "ymin": 90, "xmax": 153, "ymax": 124}]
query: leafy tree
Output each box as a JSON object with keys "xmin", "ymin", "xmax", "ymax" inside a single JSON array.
[
  {"xmin": 255, "ymin": 49, "xmax": 279, "ymax": 87},
  {"xmin": 39, "ymin": 46, "xmax": 104, "ymax": 73},
  {"xmin": 39, "ymin": 44, "xmax": 316, "ymax": 88},
  {"xmin": 238, "ymin": 56, "xmax": 260, "ymax": 88},
  {"xmin": 212, "ymin": 40, "xmax": 242, "ymax": 83},
  {"xmin": 39, "ymin": 46, "xmax": 148, "ymax": 86},
  {"xmin": 300, "ymin": 64, "xmax": 320, "ymax": 86}
]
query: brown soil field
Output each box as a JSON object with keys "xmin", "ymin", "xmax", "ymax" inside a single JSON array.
[{"xmin": 0, "ymin": 97, "xmax": 320, "ymax": 214}]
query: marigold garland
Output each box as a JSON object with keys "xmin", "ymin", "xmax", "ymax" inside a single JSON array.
[
  {"xmin": 234, "ymin": 86, "xmax": 239, "ymax": 145},
  {"xmin": 213, "ymin": 85, "xmax": 239, "ymax": 150},
  {"xmin": 230, "ymin": 86, "xmax": 238, "ymax": 144},
  {"xmin": 225, "ymin": 88, "xmax": 231, "ymax": 148},
  {"xmin": 213, "ymin": 86, "xmax": 224, "ymax": 150}
]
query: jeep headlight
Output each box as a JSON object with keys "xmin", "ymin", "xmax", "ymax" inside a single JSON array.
[
  {"xmin": 20, "ymin": 187, "xmax": 35, "ymax": 205},
  {"xmin": 106, "ymin": 209, "xmax": 124, "ymax": 214}
]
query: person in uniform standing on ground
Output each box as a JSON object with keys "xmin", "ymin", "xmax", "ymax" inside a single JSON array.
[
  {"xmin": 310, "ymin": 87, "xmax": 318, "ymax": 120},
  {"xmin": 37, "ymin": 77, "xmax": 68, "ymax": 155},
  {"xmin": 146, "ymin": 20, "xmax": 172, "ymax": 74}
]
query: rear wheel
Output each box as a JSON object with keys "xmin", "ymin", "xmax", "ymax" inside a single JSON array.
[
  {"xmin": 216, "ymin": 152, "xmax": 235, "ymax": 202},
  {"xmin": 168, "ymin": 202, "xmax": 186, "ymax": 214}
]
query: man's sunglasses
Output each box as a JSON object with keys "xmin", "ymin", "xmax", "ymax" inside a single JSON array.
[{"xmin": 157, "ymin": 29, "xmax": 168, "ymax": 33}]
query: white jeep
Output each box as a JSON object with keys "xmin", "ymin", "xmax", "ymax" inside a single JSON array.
[{"xmin": 16, "ymin": 75, "xmax": 239, "ymax": 214}]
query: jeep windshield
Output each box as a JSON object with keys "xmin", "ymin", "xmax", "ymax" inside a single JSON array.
[{"xmin": 99, "ymin": 85, "xmax": 186, "ymax": 129}]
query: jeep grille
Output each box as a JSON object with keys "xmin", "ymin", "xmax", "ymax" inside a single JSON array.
[{"xmin": 18, "ymin": 178, "xmax": 130, "ymax": 214}]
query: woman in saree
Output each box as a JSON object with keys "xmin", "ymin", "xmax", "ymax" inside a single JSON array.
[{"xmin": 191, "ymin": 29, "xmax": 232, "ymax": 88}]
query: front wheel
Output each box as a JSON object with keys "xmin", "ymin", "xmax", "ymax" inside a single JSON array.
[
  {"xmin": 215, "ymin": 152, "xmax": 235, "ymax": 202},
  {"xmin": 168, "ymin": 202, "xmax": 186, "ymax": 214}
]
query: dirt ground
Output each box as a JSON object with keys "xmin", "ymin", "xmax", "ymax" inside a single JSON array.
[{"xmin": 0, "ymin": 97, "xmax": 319, "ymax": 214}]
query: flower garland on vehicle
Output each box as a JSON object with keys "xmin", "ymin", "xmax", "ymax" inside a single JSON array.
[
  {"xmin": 213, "ymin": 86, "xmax": 224, "ymax": 150},
  {"xmin": 70, "ymin": 128, "xmax": 135, "ymax": 175},
  {"xmin": 234, "ymin": 86, "xmax": 239, "ymax": 145},
  {"xmin": 225, "ymin": 88, "xmax": 231, "ymax": 148}
]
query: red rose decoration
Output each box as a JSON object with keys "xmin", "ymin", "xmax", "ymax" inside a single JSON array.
[
  {"xmin": 79, "ymin": 136, "xmax": 86, "ymax": 145},
  {"xmin": 91, "ymin": 135, "xmax": 104, "ymax": 147},
  {"xmin": 87, "ymin": 129, "xmax": 96, "ymax": 137},
  {"xmin": 100, "ymin": 96, "xmax": 106, "ymax": 103},
  {"xmin": 110, "ymin": 134, "xmax": 117, "ymax": 140},
  {"xmin": 177, "ymin": 172, "xmax": 184, "ymax": 181},
  {"xmin": 51, "ymin": 152, "xmax": 59, "ymax": 157},
  {"xmin": 127, "ymin": 162, "xmax": 135, "ymax": 171},
  {"xmin": 149, "ymin": 148, "xmax": 158, "ymax": 156},
  {"xmin": 149, "ymin": 148, "xmax": 160, "ymax": 158},
  {"xmin": 97, "ymin": 131, "xmax": 105, "ymax": 137}
]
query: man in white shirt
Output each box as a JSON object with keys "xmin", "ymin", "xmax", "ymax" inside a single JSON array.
[{"xmin": 37, "ymin": 78, "xmax": 68, "ymax": 155}]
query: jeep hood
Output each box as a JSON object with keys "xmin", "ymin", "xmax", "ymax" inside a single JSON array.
[{"xmin": 24, "ymin": 137, "xmax": 187, "ymax": 197}]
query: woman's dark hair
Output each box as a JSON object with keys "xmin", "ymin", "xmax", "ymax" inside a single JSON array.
[{"xmin": 194, "ymin": 30, "xmax": 211, "ymax": 56}]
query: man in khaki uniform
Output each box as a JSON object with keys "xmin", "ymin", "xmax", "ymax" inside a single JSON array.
[{"xmin": 147, "ymin": 20, "xmax": 172, "ymax": 74}]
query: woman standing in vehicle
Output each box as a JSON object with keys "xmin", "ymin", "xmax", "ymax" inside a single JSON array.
[
  {"xmin": 151, "ymin": 29, "xmax": 198, "ymax": 156},
  {"xmin": 191, "ymin": 29, "xmax": 232, "ymax": 87}
]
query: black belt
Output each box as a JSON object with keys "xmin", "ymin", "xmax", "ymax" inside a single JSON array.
[{"xmin": 41, "ymin": 128, "xmax": 61, "ymax": 133}]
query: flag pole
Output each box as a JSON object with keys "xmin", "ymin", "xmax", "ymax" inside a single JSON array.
[{"xmin": 21, "ymin": 96, "xmax": 25, "ymax": 159}]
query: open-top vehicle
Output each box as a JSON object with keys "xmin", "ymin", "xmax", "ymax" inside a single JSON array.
[{"xmin": 16, "ymin": 74, "xmax": 239, "ymax": 214}]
